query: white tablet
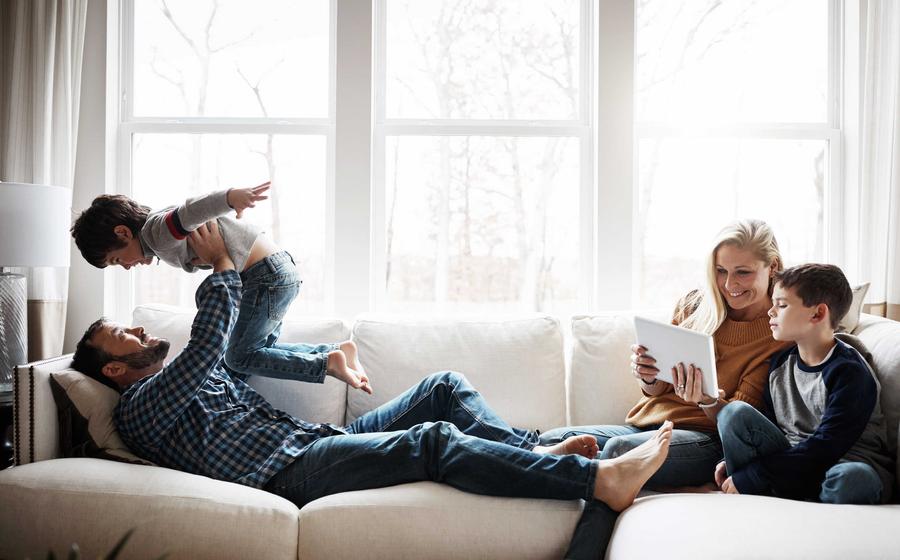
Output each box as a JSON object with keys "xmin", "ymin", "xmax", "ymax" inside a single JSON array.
[{"xmin": 633, "ymin": 316, "xmax": 719, "ymax": 397}]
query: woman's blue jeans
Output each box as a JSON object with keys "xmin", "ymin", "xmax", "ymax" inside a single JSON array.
[
  {"xmin": 225, "ymin": 251, "xmax": 336, "ymax": 382},
  {"xmin": 264, "ymin": 371, "xmax": 598, "ymax": 508},
  {"xmin": 539, "ymin": 423, "xmax": 723, "ymax": 559},
  {"xmin": 717, "ymin": 401, "xmax": 882, "ymax": 504}
]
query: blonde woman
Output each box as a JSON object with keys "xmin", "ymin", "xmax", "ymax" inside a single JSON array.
[{"xmin": 552, "ymin": 220, "xmax": 792, "ymax": 559}]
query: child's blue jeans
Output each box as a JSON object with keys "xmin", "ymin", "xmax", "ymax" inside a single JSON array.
[
  {"xmin": 225, "ymin": 251, "xmax": 336, "ymax": 382},
  {"xmin": 718, "ymin": 400, "xmax": 882, "ymax": 504}
]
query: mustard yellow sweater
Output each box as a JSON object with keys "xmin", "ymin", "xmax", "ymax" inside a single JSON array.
[{"xmin": 625, "ymin": 313, "xmax": 790, "ymax": 432}]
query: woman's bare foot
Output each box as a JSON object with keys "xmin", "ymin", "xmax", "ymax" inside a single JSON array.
[
  {"xmin": 593, "ymin": 421, "xmax": 673, "ymax": 512},
  {"xmin": 534, "ymin": 435, "xmax": 599, "ymax": 459}
]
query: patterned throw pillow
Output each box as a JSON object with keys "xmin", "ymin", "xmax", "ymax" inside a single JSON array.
[{"xmin": 48, "ymin": 370, "xmax": 155, "ymax": 466}]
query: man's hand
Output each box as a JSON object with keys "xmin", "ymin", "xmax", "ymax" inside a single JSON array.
[
  {"xmin": 187, "ymin": 221, "xmax": 234, "ymax": 272},
  {"xmin": 227, "ymin": 181, "xmax": 270, "ymax": 219}
]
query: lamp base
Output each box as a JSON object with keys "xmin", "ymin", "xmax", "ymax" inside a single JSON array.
[{"xmin": 0, "ymin": 272, "xmax": 26, "ymax": 393}]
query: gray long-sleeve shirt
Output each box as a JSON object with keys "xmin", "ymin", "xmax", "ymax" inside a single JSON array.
[{"xmin": 139, "ymin": 189, "xmax": 261, "ymax": 272}]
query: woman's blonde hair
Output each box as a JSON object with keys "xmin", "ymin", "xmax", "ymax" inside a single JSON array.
[{"xmin": 679, "ymin": 219, "xmax": 783, "ymax": 335}]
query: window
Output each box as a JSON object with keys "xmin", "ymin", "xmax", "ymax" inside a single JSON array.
[
  {"xmin": 373, "ymin": 0, "xmax": 591, "ymax": 314},
  {"xmin": 634, "ymin": 0, "xmax": 837, "ymax": 308},
  {"xmin": 111, "ymin": 0, "xmax": 844, "ymax": 320},
  {"xmin": 115, "ymin": 0, "xmax": 332, "ymax": 317}
]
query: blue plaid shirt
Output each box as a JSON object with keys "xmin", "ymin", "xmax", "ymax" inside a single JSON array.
[{"xmin": 115, "ymin": 270, "xmax": 345, "ymax": 488}]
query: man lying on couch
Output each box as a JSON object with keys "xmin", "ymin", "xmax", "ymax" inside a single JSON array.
[{"xmin": 70, "ymin": 220, "xmax": 673, "ymax": 525}]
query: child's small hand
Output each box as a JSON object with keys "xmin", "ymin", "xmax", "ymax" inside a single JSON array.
[
  {"xmin": 714, "ymin": 460, "xmax": 727, "ymax": 488},
  {"xmin": 227, "ymin": 181, "xmax": 270, "ymax": 219},
  {"xmin": 721, "ymin": 476, "xmax": 740, "ymax": 494}
]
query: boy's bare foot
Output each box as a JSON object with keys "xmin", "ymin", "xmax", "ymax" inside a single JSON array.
[
  {"xmin": 339, "ymin": 340, "xmax": 366, "ymax": 375},
  {"xmin": 534, "ymin": 435, "xmax": 599, "ymax": 459},
  {"xmin": 326, "ymin": 348, "xmax": 373, "ymax": 394},
  {"xmin": 593, "ymin": 421, "xmax": 673, "ymax": 512}
]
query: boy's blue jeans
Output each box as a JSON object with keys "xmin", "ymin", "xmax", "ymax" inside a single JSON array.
[
  {"xmin": 264, "ymin": 371, "xmax": 598, "ymax": 508},
  {"xmin": 718, "ymin": 401, "xmax": 882, "ymax": 504},
  {"xmin": 226, "ymin": 251, "xmax": 336, "ymax": 382},
  {"xmin": 540, "ymin": 423, "xmax": 722, "ymax": 559}
]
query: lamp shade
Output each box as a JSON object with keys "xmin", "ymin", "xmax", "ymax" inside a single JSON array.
[{"xmin": 0, "ymin": 182, "xmax": 71, "ymax": 267}]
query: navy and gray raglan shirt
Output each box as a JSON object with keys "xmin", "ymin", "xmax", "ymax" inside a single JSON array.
[
  {"xmin": 139, "ymin": 189, "xmax": 261, "ymax": 273},
  {"xmin": 115, "ymin": 270, "xmax": 344, "ymax": 488},
  {"xmin": 732, "ymin": 337, "xmax": 894, "ymax": 501}
]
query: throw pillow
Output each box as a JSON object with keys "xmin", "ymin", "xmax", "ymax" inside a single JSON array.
[
  {"xmin": 49, "ymin": 370, "xmax": 155, "ymax": 466},
  {"xmin": 837, "ymin": 282, "xmax": 870, "ymax": 333}
]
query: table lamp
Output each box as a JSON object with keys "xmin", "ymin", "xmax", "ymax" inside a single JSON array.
[{"xmin": 0, "ymin": 182, "xmax": 72, "ymax": 392}]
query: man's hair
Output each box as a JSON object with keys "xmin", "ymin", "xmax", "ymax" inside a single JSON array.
[
  {"xmin": 774, "ymin": 264, "xmax": 852, "ymax": 330},
  {"xmin": 71, "ymin": 318, "xmax": 122, "ymax": 393},
  {"xmin": 70, "ymin": 195, "xmax": 151, "ymax": 268}
]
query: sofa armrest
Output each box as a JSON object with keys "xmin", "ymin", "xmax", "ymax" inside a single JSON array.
[
  {"xmin": 13, "ymin": 354, "xmax": 73, "ymax": 465},
  {"xmin": 0, "ymin": 458, "xmax": 300, "ymax": 559}
]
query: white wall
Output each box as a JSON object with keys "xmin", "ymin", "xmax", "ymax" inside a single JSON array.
[{"xmin": 64, "ymin": 0, "xmax": 107, "ymax": 353}]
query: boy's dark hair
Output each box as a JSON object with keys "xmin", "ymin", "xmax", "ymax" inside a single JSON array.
[
  {"xmin": 774, "ymin": 264, "xmax": 852, "ymax": 330},
  {"xmin": 71, "ymin": 318, "xmax": 122, "ymax": 393},
  {"xmin": 70, "ymin": 195, "xmax": 151, "ymax": 268}
]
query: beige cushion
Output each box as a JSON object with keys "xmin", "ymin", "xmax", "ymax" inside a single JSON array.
[
  {"xmin": 609, "ymin": 494, "xmax": 900, "ymax": 559},
  {"xmin": 568, "ymin": 311, "xmax": 668, "ymax": 426},
  {"xmin": 854, "ymin": 313, "xmax": 900, "ymax": 489},
  {"xmin": 838, "ymin": 282, "xmax": 870, "ymax": 333},
  {"xmin": 48, "ymin": 370, "xmax": 152, "ymax": 465},
  {"xmin": 0, "ymin": 458, "xmax": 299, "ymax": 560},
  {"xmin": 132, "ymin": 304, "xmax": 350, "ymax": 425},
  {"xmin": 348, "ymin": 314, "xmax": 566, "ymax": 431},
  {"xmin": 297, "ymin": 482, "xmax": 582, "ymax": 559}
]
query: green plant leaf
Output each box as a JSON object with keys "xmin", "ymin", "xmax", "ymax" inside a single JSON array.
[{"xmin": 103, "ymin": 528, "xmax": 135, "ymax": 560}]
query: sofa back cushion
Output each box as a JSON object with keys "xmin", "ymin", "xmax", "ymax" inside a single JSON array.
[
  {"xmin": 568, "ymin": 312, "xmax": 671, "ymax": 426},
  {"xmin": 853, "ymin": 313, "xmax": 900, "ymax": 484},
  {"xmin": 132, "ymin": 304, "xmax": 350, "ymax": 426},
  {"xmin": 347, "ymin": 314, "xmax": 567, "ymax": 432}
]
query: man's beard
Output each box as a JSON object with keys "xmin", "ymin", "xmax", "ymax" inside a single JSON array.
[{"xmin": 117, "ymin": 339, "xmax": 171, "ymax": 370}]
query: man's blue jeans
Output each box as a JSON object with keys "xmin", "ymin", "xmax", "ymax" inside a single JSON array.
[
  {"xmin": 264, "ymin": 371, "xmax": 598, "ymax": 508},
  {"xmin": 718, "ymin": 401, "xmax": 882, "ymax": 504},
  {"xmin": 540, "ymin": 423, "xmax": 722, "ymax": 559},
  {"xmin": 225, "ymin": 251, "xmax": 335, "ymax": 382}
]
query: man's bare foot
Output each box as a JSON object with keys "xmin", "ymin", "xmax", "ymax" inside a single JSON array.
[
  {"xmin": 534, "ymin": 435, "xmax": 599, "ymax": 459},
  {"xmin": 593, "ymin": 421, "xmax": 673, "ymax": 512}
]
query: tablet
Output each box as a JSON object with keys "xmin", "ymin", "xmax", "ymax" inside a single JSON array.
[{"xmin": 633, "ymin": 316, "xmax": 719, "ymax": 397}]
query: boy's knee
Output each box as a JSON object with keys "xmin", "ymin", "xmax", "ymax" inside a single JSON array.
[
  {"xmin": 424, "ymin": 371, "xmax": 466, "ymax": 387},
  {"xmin": 717, "ymin": 401, "xmax": 755, "ymax": 430},
  {"xmin": 821, "ymin": 463, "xmax": 882, "ymax": 504}
]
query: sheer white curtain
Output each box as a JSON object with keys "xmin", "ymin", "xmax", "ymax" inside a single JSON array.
[
  {"xmin": 0, "ymin": 0, "xmax": 88, "ymax": 359},
  {"xmin": 858, "ymin": 0, "xmax": 900, "ymax": 320}
]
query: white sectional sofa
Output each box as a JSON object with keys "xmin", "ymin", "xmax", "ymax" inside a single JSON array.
[{"xmin": 1, "ymin": 305, "xmax": 899, "ymax": 559}]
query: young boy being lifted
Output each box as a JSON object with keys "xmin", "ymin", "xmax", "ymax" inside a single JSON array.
[{"xmin": 71, "ymin": 183, "xmax": 371, "ymax": 394}]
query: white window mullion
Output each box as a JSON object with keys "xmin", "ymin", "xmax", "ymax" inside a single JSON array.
[
  {"xmin": 596, "ymin": 0, "xmax": 634, "ymax": 310},
  {"xmin": 333, "ymin": 0, "xmax": 373, "ymax": 319}
]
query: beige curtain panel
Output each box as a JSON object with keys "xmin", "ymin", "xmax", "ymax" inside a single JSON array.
[{"xmin": 0, "ymin": 0, "xmax": 88, "ymax": 360}]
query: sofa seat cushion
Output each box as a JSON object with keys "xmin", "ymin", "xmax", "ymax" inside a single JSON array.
[
  {"xmin": 0, "ymin": 458, "xmax": 299, "ymax": 560},
  {"xmin": 609, "ymin": 494, "xmax": 900, "ymax": 559},
  {"xmin": 132, "ymin": 304, "xmax": 350, "ymax": 426},
  {"xmin": 348, "ymin": 314, "xmax": 567, "ymax": 431},
  {"xmin": 297, "ymin": 481, "xmax": 583, "ymax": 559}
]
